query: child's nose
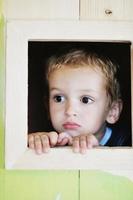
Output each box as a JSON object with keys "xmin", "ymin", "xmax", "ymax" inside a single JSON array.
[{"xmin": 65, "ymin": 101, "xmax": 77, "ymax": 117}]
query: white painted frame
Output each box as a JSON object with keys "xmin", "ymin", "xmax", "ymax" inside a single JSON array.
[{"xmin": 5, "ymin": 21, "xmax": 133, "ymax": 178}]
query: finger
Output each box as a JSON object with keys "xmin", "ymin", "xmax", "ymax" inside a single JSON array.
[
  {"xmin": 87, "ymin": 134, "xmax": 99, "ymax": 149},
  {"xmin": 58, "ymin": 137, "xmax": 69, "ymax": 146},
  {"xmin": 67, "ymin": 136, "xmax": 73, "ymax": 145},
  {"xmin": 28, "ymin": 134, "xmax": 35, "ymax": 149},
  {"xmin": 49, "ymin": 131, "xmax": 58, "ymax": 147},
  {"xmin": 79, "ymin": 135, "xmax": 87, "ymax": 154},
  {"xmin": 58, "ymin": 132, "xmax": 73, "ymax": 145},
  {"xmin": 72, "ymin": 137, "xmax": 80, "ymax": 153},
  {"xmin": 34, "ymin": 135, "xmax": 43, "ymax": 154},
  {"xmin": 41, "ymin": 134, "xmax": 50, "ymax": 153},
  {"xmin": 58, "ymin": 132, "xmax": 68, "ymax": 143}
]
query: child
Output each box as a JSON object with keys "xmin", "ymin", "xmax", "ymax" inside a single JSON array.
[{"xmin": 28, "ymin": 49, "xmax": 130, "ymax": 154}]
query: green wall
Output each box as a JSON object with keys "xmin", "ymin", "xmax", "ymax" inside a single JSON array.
[
  {"xmin": 0, "ymin": 0, "xmax": 4, "ymax": 169},
  {"xmin": 0, "ymin": 1, "xmax": 133, "ymax": 199}
]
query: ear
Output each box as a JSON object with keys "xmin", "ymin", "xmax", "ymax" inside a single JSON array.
[{"xmin": 106, "ymin": 99, "xmax": 123, "ymax": 124}]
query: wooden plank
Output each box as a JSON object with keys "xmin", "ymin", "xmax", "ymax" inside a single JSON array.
[
  {"xmin": 12, "ymin": 148, "xmax": 133, "ymax": 173},
  {"xmin": 4, "ymin": 0, "xmax": 79, "ymax": 19},
  {"xmin": 80, "ymin": 0, "xmax": 133, "ymax": 20}
]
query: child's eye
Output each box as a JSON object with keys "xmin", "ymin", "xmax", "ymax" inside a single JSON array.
[
  {"xmin": 80, "ymin": 96, "xmax": 94, "ymax": 104},
  {"xmin": 53, "ymin": 95, "xmax": 65, "ymax": 103}
]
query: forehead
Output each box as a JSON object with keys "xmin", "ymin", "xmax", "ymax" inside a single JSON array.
[{"xmin": 48, "ymin": 66, "xmax": 106, "ymax": 91}]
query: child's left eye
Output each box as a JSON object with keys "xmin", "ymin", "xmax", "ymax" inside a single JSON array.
[{"xmin": 80, "ymin": 96, "xmax": 94, "ymax": 104}]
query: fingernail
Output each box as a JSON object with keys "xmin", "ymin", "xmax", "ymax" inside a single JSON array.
[
  {"xmin": 37, "ymin": 149, "xmax": 42, "ymax": 154},
  {"xmin": 43, "ymin": 148, "xmax": 49, "ymax": 153},
  {"xmin": 87, "ymin": 144, "xmax": 92, "ymax": 149},
  {"xmin": 73, "ymin": 148, "xmax": 79, "ymax": 153},
  {"xmin": 80, "ymin": 149, "xmax": 86, "ymax": 154}
]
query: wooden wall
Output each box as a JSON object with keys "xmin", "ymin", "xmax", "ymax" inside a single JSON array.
[{"xmin": 1, "ymin": 1, "xmax": 133, "ymax": 199}]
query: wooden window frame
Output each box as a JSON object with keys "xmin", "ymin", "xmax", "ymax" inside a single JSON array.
[{"xmin": 5, "ymin": 21, "xmax": 133, "ymax": 179}]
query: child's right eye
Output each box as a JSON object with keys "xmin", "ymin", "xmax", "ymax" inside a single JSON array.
[{"xmin": 53, "ymin": 95, "xmax": 65, "ymax": 103}]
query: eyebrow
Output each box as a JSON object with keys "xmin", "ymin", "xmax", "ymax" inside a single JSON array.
[
  {"xmin": 50, "ymin": 87, "xmax": 98, "ymax": 94},
  {"xmin": 49, "ymin": 88, "xmax": 63, "ymax": 92},
  {"xmin": 79, "ymin": 89, "xmax": 97, "ymax": 93}
]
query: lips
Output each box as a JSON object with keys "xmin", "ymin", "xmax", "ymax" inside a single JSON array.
[{"xmin": 63, "ymin": 122, "xmax": 81, "ymax": 130}]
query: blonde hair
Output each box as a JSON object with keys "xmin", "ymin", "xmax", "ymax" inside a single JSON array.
[{"xmin": 46, "ymin": 49, "xmax": 121, "ymax": 105}]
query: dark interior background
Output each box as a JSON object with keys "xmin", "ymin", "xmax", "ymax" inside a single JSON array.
[{"xmin": 28, "ymin": 41, "xmax": 132, "ymax": 144}]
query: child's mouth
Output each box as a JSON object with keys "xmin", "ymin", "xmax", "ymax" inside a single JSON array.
[{"xmin": 63, "ymin": 122, "xmax": 81, "ymax": 130}]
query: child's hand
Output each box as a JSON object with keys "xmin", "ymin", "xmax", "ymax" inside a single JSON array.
[
  {"xmin": 57, "ymin": 132, "xmax": 73, "ymax": 146},
  {"xmin": 28, "ymin": 132, "xmax": 99, "ymax": 154},
  {"xmin": 57, "ymin": 132, "xmax": 99, "ymax": 154},
  {"xmin": 28, "ymin": 131, "xmax": 58, "ymax": 154},
  {"xmin": 72, "ymin": 134, "xmax": 99, "ymax": 154}
]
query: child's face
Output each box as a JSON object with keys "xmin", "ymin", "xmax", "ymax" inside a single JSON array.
[{"xmin": 48, "ymin": 66, "xmax": 111, "ymax": 138}]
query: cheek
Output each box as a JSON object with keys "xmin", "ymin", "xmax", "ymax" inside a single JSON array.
[
  {"xmin": 82, "ymin": 107, "xmax": 107, "ymax": 129},
  {"xmin": 49, "ymin": 103, "xmax": 64, "ymax": 132},
  {"xmin": 49, "ymin": 102, "xmax": 56, "ymax": 119},
  {"xmin": 82, "ymin": 116, "xmax": 104, "ymax": 134},
  {"xmin": 49, "ymin": 102, "xmax": 63, "ymax": 121}
]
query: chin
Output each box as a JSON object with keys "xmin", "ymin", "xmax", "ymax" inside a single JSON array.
[{"xmin": 64, "ymin": 130, "xmax": 81, "ymax": 137}]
